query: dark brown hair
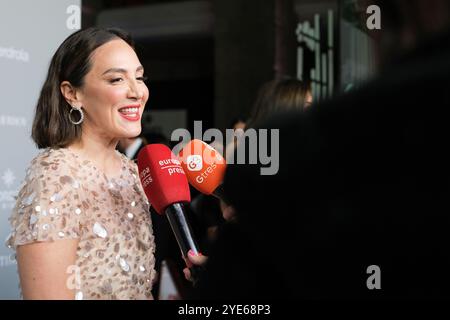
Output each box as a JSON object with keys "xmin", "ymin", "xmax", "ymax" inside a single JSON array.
[
  {"xmin": 32, "ymin": 27, "xmax": 135, "ymax": 149},
  {"xmin": 246, "ymin": 78, "xmax": 311, "ymax": 129}
]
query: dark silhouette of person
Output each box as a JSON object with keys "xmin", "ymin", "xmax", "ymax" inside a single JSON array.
[{"xmin": 194, "ymin": 0, "xmax": 450, "ymax": 299}]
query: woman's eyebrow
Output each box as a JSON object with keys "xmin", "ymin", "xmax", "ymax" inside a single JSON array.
[{"xmin": 102, "ymin": 65, "xmax": 144, "ymax": 75}]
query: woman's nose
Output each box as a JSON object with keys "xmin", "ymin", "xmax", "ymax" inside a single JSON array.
[{"xmin": 128, "ymin": 81, "xmax": 144, "ymax": 100}]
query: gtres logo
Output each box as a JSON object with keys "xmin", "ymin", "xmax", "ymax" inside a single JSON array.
[
  {"xmin": 187, "ymin": 155, "xmax": 202, "ymax": 171},
  {"xmin": 195, "ymin": 163, "xmax": 217, "ymax": 184}
]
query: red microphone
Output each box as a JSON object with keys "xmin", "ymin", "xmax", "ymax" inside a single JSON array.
[{"xmin": 137, "ymin": 144, "xmax": 201, "ymax": 263}]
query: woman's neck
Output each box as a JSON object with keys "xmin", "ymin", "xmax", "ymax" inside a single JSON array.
[{"xmin": 67, "ymin": 132, "xmax": 121, "ymax": 177}]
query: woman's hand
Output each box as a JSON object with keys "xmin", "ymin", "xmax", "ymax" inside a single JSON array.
[
  {"xmin": 183, "ymin": 250, "xmax": 208, "ymax": 282},
  {"xmin": 220, "ymin": 200, "xmax": 237, "ymax": 221}
]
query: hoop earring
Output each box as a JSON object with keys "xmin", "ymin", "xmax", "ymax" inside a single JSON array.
[{"xmin": 69, "ymin": 106, "xmax": 84, "ymax": 125}]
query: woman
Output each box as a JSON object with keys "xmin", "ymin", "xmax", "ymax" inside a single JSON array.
[
  {"xmin": 6, "ymin": 27, "xmax": 155, "ymax": 300},
  {"xmin": 222, "ymin": 78, "xmax": 313, "ymax": 221},
  {"xmin": 245, "ymin": 77, "xmax": 312, "ymax": 129}
]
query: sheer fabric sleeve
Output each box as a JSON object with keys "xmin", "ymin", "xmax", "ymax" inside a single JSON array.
[{"xmin": 7, "ymin": 151, "xmax": 86, "ymax": 248}]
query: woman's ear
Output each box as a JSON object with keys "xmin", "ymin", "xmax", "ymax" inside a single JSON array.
[{"xmin": 60, "ymin": 81, "xmax": 82, "ymax": 107}]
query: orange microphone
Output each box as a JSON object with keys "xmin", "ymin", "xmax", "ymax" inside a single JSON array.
[{"xmin": 178, "ymin": 139, "xmax": 229, "ymax": 204}]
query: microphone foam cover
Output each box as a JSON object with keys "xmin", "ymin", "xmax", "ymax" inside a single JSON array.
[
  {"xmin": 137, "ymin": 144, "xmax": 191, "ymax": 214},
  {"xmin": 178, "ymin": 139, "xmax": 227, "ymax": 195}
]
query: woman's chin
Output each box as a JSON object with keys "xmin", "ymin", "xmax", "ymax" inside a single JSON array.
[{"xmin": 118, "ymin": 125, "xmax": 142, "ymax": 138}]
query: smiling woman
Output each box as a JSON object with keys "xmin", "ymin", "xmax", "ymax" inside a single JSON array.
[{"xmin": 6, "ymin": 27, "xmax": 156, "ymax": 300}]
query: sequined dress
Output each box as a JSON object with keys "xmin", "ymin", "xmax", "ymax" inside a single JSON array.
[{"xmin": 6, "ymin": 148, "xmax": 156, "ymax": 300}]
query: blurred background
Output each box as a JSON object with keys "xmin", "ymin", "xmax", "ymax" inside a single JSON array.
[
  {"xmin": 0, "ymin": 0, "xmax": 377, "ymax": 298},
  {"xmin": 85, "ymin": 0, "xmax": 377, "ymax": 133}
]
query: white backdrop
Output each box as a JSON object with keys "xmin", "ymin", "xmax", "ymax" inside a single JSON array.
[{"xmin": 0, "ymin": 0, "xmax": 81, "ymax": 299}]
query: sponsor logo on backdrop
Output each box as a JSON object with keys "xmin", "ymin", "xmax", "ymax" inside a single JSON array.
[
  {"xmin": 0, "ymin": 169, "xmax": 17, "ymax": 210},
  {"xmin": 0, "ymin": 255, "xmax": 16, "ymax": 268},
  {"xmin": 0, "ymin": 46, "xmax": 30, "ymax": 63},
  {"xmin": 1, "ymin": 169, "xmax": 15, "ymax": 187},
  {"xmin": 0, "ymin": 114, "xmax": 27, "ymax": 127}
]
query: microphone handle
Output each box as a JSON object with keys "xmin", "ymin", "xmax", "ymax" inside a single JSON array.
[
  {"xmin": 164, "ymin": 203, "xmax": 202, "ymax": 285},
  {"xmin": 188, "ymin": 264, "xmax": 203, "ymax": 287}
]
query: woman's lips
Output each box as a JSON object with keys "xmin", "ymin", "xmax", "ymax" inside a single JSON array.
[{"xmin": 118, "ymin": 106, "xmax": 140, "ymax": 122}]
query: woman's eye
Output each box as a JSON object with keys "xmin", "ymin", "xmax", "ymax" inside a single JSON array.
[
  {"xmin": 137, "ymin": 76, "xmax": 148, "ymax": 82},
  {"xmin": 109, "ymin": 78, "xmax": 123, "ymax": 83}
]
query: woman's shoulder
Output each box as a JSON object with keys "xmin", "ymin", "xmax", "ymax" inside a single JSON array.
[
  {"xmin": 29, "ymin": 147, "xmax": 77, "ymax": 170},
  {"xmin": 21, "ymin": 147, "xmax": 83, "ymax": 194},
  {"xmin": 25, "ymin": 148, "xmax": 82, "ymax": 187},
  {"xmin": 29, "ymin": 147, "xmax": 73, "ymax": 167}
]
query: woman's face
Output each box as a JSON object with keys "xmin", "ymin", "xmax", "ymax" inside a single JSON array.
[
  {"xmin": 78, "ymin": 39, "xmax": 149, "ymax": 140},
  {"xmin": 304, "ymin": 91, "xmax": 313, "ymax": 109}
]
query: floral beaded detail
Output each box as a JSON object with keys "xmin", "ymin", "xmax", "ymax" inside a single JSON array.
[{"xmin": 7, "ymin": 148, "xmax": 156, "ymax": 300}]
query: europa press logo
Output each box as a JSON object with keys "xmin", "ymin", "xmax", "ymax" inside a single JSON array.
[{"xmin": 187, "ymin": 155, "xmax": 202, "ymax": 171}]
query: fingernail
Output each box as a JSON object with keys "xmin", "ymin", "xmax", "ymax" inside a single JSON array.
[{"xmin": 188, "ymin": 250, "xmax": 201, "ymax": 256}]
